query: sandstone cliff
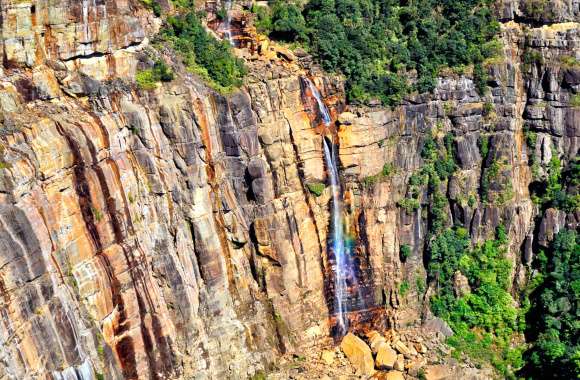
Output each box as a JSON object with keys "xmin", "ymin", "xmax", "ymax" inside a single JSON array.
[{"xmin": 0, "ymin": 0, "xmax": 577, "ymax": 379}]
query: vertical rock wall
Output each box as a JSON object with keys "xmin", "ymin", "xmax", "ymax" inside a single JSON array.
[{"xmin": 0, "ymin": 0, "xmax": 577, "ymax": 379}]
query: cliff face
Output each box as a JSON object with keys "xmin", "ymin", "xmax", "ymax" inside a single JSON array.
[{"xmin": 0, "ymin": 0, "xmax": 577, "ymax": 379}]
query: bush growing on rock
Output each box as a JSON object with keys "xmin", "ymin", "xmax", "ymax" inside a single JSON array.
[
  {"xmin": 399, "ymin": 245, "xmax": 411, "ymax": 262},
  {"xmin": 135, "ymin": 60, "xmax": 174, "ymax": 89},
  {"xmin": 428, "ymin": 226, "xmax": 525, "ymax": 377},
  {"xmin": 520, "ymin": 230, "xmax": 580, "ymax": 379},
  {"xmin": 306, "ymin": 182, "xmax": 325, "ymax": 197},
  {"xmin": 159, "ymin": 11, "xmax": 246, "ymax": 92},
  {"xmin": 254, "ymin": 0, "xmax": 500, "ymax": 105}
]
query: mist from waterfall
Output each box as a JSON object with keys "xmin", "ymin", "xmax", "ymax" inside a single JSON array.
[{"xmin": 306, "ymin": 78, "xmax": 358, "ymax": 337}]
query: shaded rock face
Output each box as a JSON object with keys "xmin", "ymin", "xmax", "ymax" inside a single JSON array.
[
  {"xmin": 0, "ymin": 1, "xmax": 577, "ymax": 380},
  {"xmin": 0, "ymin": 0, "xmax": 152, "ymax": 67}
]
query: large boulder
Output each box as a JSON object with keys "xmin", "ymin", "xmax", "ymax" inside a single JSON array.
[
  {"xmin": 393, "ymin": 340, "xmax": 413, "ymax": 358},
  {"xmin": 340, "ymin": 333, "xmax": 375, "ymax": 376},
  {"xmin": 376, "ymin": 344, "xmax": 397, "ymax": 370},
  {"xmin": 367, "ymin": 330, "xmax": 388, "ymax": 354},
  {"xmin": 394, "ymin": 354, "xmax": 405, "ymax": 371}
]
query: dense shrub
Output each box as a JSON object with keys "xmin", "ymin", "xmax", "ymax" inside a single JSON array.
[
  {"xmin": 256, "ymin": 0, "xmax": 499, "ymax": 105},
  {"xmin": 306, "ymin": 182, "xmax": 326, "ymax": 196},
  {"xmin": 159, "ymin": 11, "xmax": 246, "ymax": 91},
  {"xmin": 521, "ymin": 230, "xmax": 579, "ymax": 379},
  {"xmin": 400, "ymin": 244, "xmax": 411, "ymax": 262},
  {"xmin": 142, "ymin": 0, "xmax": 162, "ymax": 17},
  {"xmin": 399, "ymin": 130, "xmax": 456, "ymax": 234},
  {"xmin": 251, "ymin": 4, "xmax": 273, "ymax": 35},
  {"xmin": 270, "ymin": 1, "xmax": 308, "ymax": 42},
  {"xmin": 135, "ymin": 60, "xmax": 174, "ymax": 89},
  {"xmin": 531, "ymin": 155, "xmax": 580, "ymax": 213},
  {"xmin": 429, "ymin": 226, "xmax": 525, "ymax": 377}
]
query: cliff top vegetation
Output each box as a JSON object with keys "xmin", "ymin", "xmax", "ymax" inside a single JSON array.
[{"xmin": 253, "ymin": 0, "xmax": 501, "ymax": 105}]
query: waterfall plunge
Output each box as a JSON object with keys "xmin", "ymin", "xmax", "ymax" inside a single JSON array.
[
  {"xmin": 222, "ymin": 0, "xmax": 234, "ymax": 46},
  {"xmin": 306, "ymin": 78, "xmax": 360, "ymax": 337}
]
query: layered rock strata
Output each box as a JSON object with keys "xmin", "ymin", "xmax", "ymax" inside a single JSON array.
[{"xmin": 0, "ymin": 0, "xmax": 577, "ymax": 379}]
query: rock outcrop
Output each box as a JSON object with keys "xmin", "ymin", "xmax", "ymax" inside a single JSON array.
[
  {"xmin": 339, "ymin": 333, "xmax": 374, "ymax": 376},
  {"xmin": 0, "ymin": 0, "xmax": 577, "ymax": 379}
]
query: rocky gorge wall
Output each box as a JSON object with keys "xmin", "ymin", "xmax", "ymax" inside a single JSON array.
[{"xmin": 0, "ymin": 0, "xmax": 577, "ymax": 379}]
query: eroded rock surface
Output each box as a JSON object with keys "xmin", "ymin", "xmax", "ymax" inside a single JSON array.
[{"xmin": 0, "ymin": 0, "xmax": 577, "ymax": 379}]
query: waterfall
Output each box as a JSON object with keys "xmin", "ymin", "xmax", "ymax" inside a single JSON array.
[
  {"xmin": 306, "ymin": 78, "xmax": 352, "ymax": 336},
  {"xmin": 322, "ymin": 139, "xmax": 349, "ymax": 335},
  {"xmin": 222, "ymin": 0, "xmax": 234, "ymax": 46},
  {"xmin": 52, "ymin": 358, "xmax": 94, "ymax": 380},
  {"xmin": 306, "ymin": 79, "xmax": 332, "ymax": 126}
]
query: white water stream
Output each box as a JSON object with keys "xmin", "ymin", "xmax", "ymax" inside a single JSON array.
[{"xmin": 306, "ymin": 78, "xmax": 352, "ymax": 335}]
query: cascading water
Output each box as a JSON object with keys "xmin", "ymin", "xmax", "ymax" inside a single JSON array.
[
  {"xmin": 306, "ymin": 78, "xmax": 360, "ymax": 337},
  {"xmin": 222, "ymin": 0, "xmax": 235, "ymax": 46},
  {"xmin": 322, "ymin": 139, "xmax": 349, "ymax": 335},
  {"xmin": 307, "ymin": 79, "xmax": 332, "ymax": 126}
]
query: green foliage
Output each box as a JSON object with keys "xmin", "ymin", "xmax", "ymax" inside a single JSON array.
[
  {"xmin": 521, "ymin": 230, "xmax": 579, "ymax": 379},
  {"xmin": 142, "ymin": 0, "xmax": 162, "ymax": 17},
  {"xmin": 250, "ymin": 370, "xmax": 267, "ymax": 380},
  {"xmin": 478, "ymin": 135, "xmax": 489, "ymax": 159},
  {"xmin": 483, "ymin": 101, "xmax": 494, "ymax": 116},
  {"xmin": 523, "ymin": 50, "xmax": 543, "ymax": 72},
  {"xmin": 399, "ymin": 130, "xmax": 457, "ymax": 233},
  {"xmin": 429, "ymin": 226, "xmax": 524, "ymax": 377},
  {"xmin": 473, "ymin": 63, "xmax": 488, "ymax": 95},
  {"xmin": 306, "ymin": 182, "xmax": 325, "ymax": 197},
  {"xmin": 261, "ymin": 0, "xmax": 499, "ymax": 105},
  {"xmin": 362, "ymin": 163, "xmax": 396, "ymax": 188},
  {"xmin": 416, "ymin": 276, "xmax": 426, "ymax": 296},
  {"xmin": 400, "ymin": 244, "xmax": 411, "ymax": 262},
  {"xmin": 271, "ymin": 1, "xmax": 308, "ymax": 42},
  {"xmin": 481, "ymin": 159, "xmax": 501, "ymax": 203},
  {"xmin": 571, "ymin": 94, "xmax": 580, "ymax": 108},
  {"xmin": 252, "ymin": 4, "xmax": 273, "ymax": 35},
  {"xmin": 417, "ymin": 368, "xmax": 427, "ymax": 380},
  {"xmin": 398, "ymin": 198, "xmax": 420, "ymax": 213},
  {"xmin": 95, "ymin": 374, "xmax": 105, "ymax": 380},
  {"xmin": 560, "ymin": 55, "xmax": 580, "ymax": 69},
  {"xmin": 136, "ymin": 69, "xmax": 158, "ymax": 90},
  {"xmin": 532, "ymin": 155, "xmax": 580, "ymax": 213},
  {"xmin": 92, "ymin": 206, "xmax": 103, "ymax": 223},
  {"xmin": 399, "ymin": 280, "xmax": 410, "ymax": 298},
  {"xmin": 159, "ymin": 11, "xmax": 246, "ymax": 91},
  {"xmin": 524, "ymin": 128, "xmax": 537, "ymax": 150},
  {"xmin": 135, "ymin": 60, "xmax": 174, "ymax": 90},
  {"xmin": 468, "ymin": 194, "xmax": 477, "ymax": 208},
  {"xmin": 522, "ymin": 0, "xmax": 552, "ymax": 20},
  {"xmin": 382, "ymin": 163, "xmax": 395, "ymax": 177},
  {"xmin": 216, "ymin": 6, "xmax": 228, "ymax": 21}
]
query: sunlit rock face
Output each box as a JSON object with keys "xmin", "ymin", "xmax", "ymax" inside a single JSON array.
[{"xmin": 0, "ymin": 0, "xmax": 577, "ymax": 379}]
